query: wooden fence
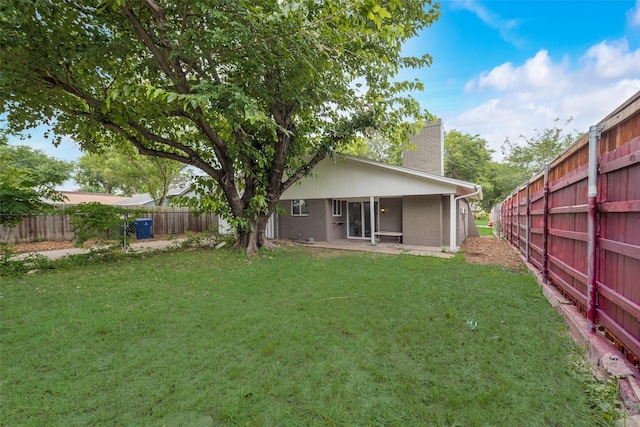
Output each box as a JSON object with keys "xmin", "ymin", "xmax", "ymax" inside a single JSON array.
[
  {"xmin": 0, "ymin": 207, "xmax": 218, "ymax": 244},
  {"xmin": 496, "ymin": 91, "xmax": 640, "ymax": 366}
]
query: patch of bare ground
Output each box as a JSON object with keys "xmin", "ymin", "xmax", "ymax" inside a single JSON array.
[
  {"xmin": 460, "ymin": 236, "xmax": 525, "ymax": 271},
  {"xmin": 9, "ymin": 234, "xmax": 185, "ymax": 254}
]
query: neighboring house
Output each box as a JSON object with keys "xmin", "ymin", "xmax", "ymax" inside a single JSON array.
[
  {"xmin": 49, "ymin": 191, "xmax": 130, "ymax": 206},
  {"xmin": 275, "ymin": 121, "xmax": 482, "ymax": 251},
  {"xmin": 112, "ymin": 187, "xmax": 192, "ymax": 207}
]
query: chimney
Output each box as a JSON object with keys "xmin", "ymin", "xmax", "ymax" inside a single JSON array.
[{"xmin": 402, "ymin": 120, "xmax": 444, "ymax": 175}]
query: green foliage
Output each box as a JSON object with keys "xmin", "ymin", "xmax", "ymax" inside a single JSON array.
[
  {"xmin": 502, "ymin": 117, "xmax": 577, "ymax": 177},
  {"xmin": 341, "ymin": 128, "xmax": 409, "ymax": 165},
  {"xmin": 444, "ymin": 130, "xmax": 493, "ymax": 183},
  {"xmin": 63, "ymin": 203, "xmax": 144, "ymax": 247},
  {"xmin": 476, "ymin": 211, "xmax": 489, "ymax": 221},
  {"xmin": 179, "ymin": 231, "xmax": 204, "ymax": 249},
  {"xmin": 0, "ymin": 245, "xmax": 141, "ymax": 276},
  {"xmin": 74, "ymin": 148, "xmax": 138, "ymax": 195},
  {"xmin": 0, "ymin": 145, "xmax": 73, "ymax": 226},
  {"xmin": 0, "ymin": 0, "xmax": 440, "ymax": 252},
  {"xmin": 0, "ymin": 253, "xmax": 51, "ymax": 275},
  {"xmin": 571, "ymin": 346, "xmax": 625, "ymax": 425},
  {"xmin": 0, "ymin": 241, "xmax": 16, "ymax": 261},
  {"xmin": 75, "ymin": 146, "xmax": 187, "ymax": 204},
  {"xmin": 444, "ymin": 120, "xmax": 578, "ymax": 211},
  {"xmin": 443, "ymin": 130, "xmax": 496, "ymax": 211}
]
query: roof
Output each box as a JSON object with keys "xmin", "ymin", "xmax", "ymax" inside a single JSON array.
[
  {"xmin": 281, "ymin": 154, "xmax": 483, "ymax": 201},
  {"xmin": 112, "ymin": 187, "xmax": 191, "ymax": 206},
  {"xmin": 51, "ymin": 191, "xmax": 130, "ymax": 205}
]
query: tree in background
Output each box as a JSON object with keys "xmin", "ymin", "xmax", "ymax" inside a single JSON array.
[
  {"xmin": 0, "ymin": 145, "xmax": 74, "ymax": 227},
  {"xmin": 75, "ymin": 147, "xmax": 138, "ymax": 195},
  {"xmin": 501, "ymin": 118, "xmax": 577, "ymax": 178},
  {"xmin": 341, "ymin": 130, "xmax": 403, "ymax": 165},
  {"xmin": 75, "ymin": 146, "xmax": 187, "ymax": 205},
  {"xmin": 443, "ymin": 119, "xmax": 577, "ymax": 212},
  {"xmin": 130, "ymin": 155, "xmax": 188, "ymax": 206},
  {"xmin": 443, "ymin": 130, "xmax": 495, "ymax": 211},
  {"xmin": 444, "ymin": 130, "xmax": 493, "ymax": 182}
]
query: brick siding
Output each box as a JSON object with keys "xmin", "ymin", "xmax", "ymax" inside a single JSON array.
[
  {"xmin": 402, "ymin": 195, "xmax": 442, "ymax": 246},
  {"xmin": 402, "ymin": 120, "xmax": 444, "ymax": 175}
]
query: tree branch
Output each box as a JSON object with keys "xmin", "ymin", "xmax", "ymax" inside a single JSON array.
[
  {"xmin": 122, "ymin": 3, "xmax": 175, "ymax": 84},
  {"xmin": 103, "ymin": 120, "xmax": 223, "ymax": 181},
  {"xmin": 41, "ymin": 73, "xmax": 102, "ymax": 109},
  {"xmin": 280, "ymin": 147, "xmax": 329, "ymax": 193}
]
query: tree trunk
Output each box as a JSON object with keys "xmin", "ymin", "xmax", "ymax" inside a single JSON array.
[
  {"xmin": 256, "ymin": 214, "xmax": 275, "ymax": 250},
  {"xmin": 231, "ymin": 213, "xmax": 274, "ymax": 255}
]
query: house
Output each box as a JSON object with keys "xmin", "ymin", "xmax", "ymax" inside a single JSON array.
[
  {"xmin": 274, "ymin": 121, "xmax": 482, "ymax": 251},
  {"xmin": 112, "ymin": 187, "xmax": 192, "ymax": 207}
]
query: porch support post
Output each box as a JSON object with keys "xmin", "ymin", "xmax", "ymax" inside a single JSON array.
[
  {"xmin": 370, "ymin": 196, "xmax": 376, "ymax": 245},
  {"xmin": 450, "ymin": 194, "xmax": 456, "ymax": 252}
]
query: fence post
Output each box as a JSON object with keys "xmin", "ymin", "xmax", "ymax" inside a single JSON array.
[
  {"xmin": 122, "ymin": 213, "xmax": 128, "ymax": 254},
  {"xmin": 525, "ymin": 181, "xmax": 530, "ymax": 262},
  {"xmin": 517, "ymin": 189, "xmax": 521, "ymax": 252},
  {"xmin": 587, "ymin": 125, "xmax": 603, "ymax": 333},
  {"xmin": 542, "ymin": 164, "xmax": 549, "ymax": 285}
]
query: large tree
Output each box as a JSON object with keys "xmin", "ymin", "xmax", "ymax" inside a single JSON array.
[
  {"xmin": 444, "ymin": 130, "xmax": 493, "ymax": 183},
  {"xmin": 443, "ymin": 130, "xmax": 495, "ymax": 211},
  {"xmin": 0, "ymin": 145, "xmax": 74, "ymax": 227},
  {"xmin": 0, "ymin": 0, "xmax": 438, "ymax": 254}
]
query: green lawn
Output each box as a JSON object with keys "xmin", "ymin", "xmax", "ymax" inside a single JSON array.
[
  {"xmin": 2, "ymin": 246, "xmax": 604, "ymax": 426},
  {"xmin": 475, "ymin": 218, "xmax": 495, "ymax": 237}
]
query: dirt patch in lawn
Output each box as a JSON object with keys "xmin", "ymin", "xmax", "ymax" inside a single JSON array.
[
  {"xmin": 10, "ymin": 234, "xmax": 184, "ymax": 254},
  {"xmin": 460, "ymin": 236, "xmax": 525, "ymax": 272}
]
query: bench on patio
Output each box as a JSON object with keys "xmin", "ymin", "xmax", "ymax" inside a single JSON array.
[{"xmin": 374, "ymin": 231, "xmax": 403, "ymax": 243}]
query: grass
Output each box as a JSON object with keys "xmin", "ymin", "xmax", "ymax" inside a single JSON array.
[
  {"xmin": 1, "ymin": 246, "xmax": 611, "ymax": 426},
  {"xmin": 475, "ymin": 218, "xmax": 495, "ymax": 237}
]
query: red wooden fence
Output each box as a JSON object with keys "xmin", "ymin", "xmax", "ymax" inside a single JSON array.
[{"xmin": 497, "ymin": 92, "xmax": 640, "ymax": 365}]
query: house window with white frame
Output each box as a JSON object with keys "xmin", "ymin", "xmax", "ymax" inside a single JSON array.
[
  {"xmin": 291, "ymin": 199, "xmax": 309, "ymax": 216},
  {"xmin": 332, "ymin": 199, "xmax": 342, "ymax": 217}
]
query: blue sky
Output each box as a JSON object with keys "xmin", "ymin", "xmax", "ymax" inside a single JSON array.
[
  {"xmin": 6, "ymin": 0, "xmax": 640, "ymax": 186},
  {"xmin": 408, "ymin": 0, "xmax": 640, "ymax": 158}
]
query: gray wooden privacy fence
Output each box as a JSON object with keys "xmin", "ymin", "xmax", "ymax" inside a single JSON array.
[
  {"xmin": 0, "ymin": 207, "xmax": 218, "ymax": 244},
  {"xmin": 495, "ymin": 91, "xmax": 640, "ymax": 366}
]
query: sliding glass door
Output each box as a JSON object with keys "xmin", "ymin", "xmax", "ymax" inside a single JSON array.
[{"xmin": 347, "ymin": 201, "xmax": 378, "ymax": 239}]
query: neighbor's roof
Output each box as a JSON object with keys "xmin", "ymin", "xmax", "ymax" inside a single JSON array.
[
  {"xmin": 50, "ymin": 191, "xmax": 130, "ymax": 205},
  {"xmin": 112, "ymin": 187, "xmax": 191, "ymax": 206},
  {"xmin": 281, "ymin": 154, "xmax": 483, "ymax": 201}
]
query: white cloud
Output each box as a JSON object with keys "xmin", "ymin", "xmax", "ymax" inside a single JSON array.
[
  {"xmin": 582, "ymin": 39, "xmax": 640, "ymax": 79},
  {"xmin": 452, "ymin": 0, "xmax": 523, "ymax": 47},
  {"xmin": 628, "ymin": 0, "xmax": 640, "ymax": 26},
  {"xmin": 445, "ymin": 40, "xmax": 640, "ymax": 161},
  {"xmin": 465, "ymin": 50, "xmax": 569, "ymax": 92}
]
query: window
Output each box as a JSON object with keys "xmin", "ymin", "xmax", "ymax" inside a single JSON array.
[
  {"xmin": 291, "ymin": 199, "xmax": 309, "ymax": 216},
  {"xmin": 332, "ymin": 199, "xmax": 342, "ymax": 217}
]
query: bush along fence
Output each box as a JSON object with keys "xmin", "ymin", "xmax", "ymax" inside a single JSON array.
[
  {"xmin": 0, "ymin": 206, "xmax": 218, "ymax": 245},
  {"xmin": 495, "ymin": 91, "xmax": 640, "ymax": 366}
]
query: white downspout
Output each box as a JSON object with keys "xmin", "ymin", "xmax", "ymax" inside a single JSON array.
[
  {"xmin": 450, "ymin": 186, "xmax": 481, "ymax": 252},
  {"xmin": 449, "ymin": 194, "xmax": 456, "ymax": 252},
  {"xmin": 370, "ymin": 195, "xmax": 376, "ymax": 245}
]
